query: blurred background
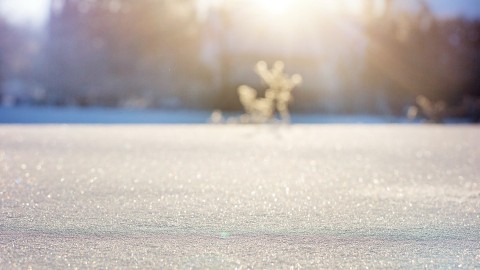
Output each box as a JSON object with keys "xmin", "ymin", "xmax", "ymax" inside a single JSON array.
[{"xmin": 0, "ymin": 0, "xmax": 479, "ymax": 121}]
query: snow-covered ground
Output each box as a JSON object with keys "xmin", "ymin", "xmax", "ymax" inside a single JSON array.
[
  {"xmin": 0, "ymin": 106, "xmax": 214, "ymax": 124},
  {"xmin": 0, "ymin": 106, "xmax": 416, "ymax": 124},
  {"xmin": 1, "ymin": 125, "xmax": 479, "ymax": 268}
]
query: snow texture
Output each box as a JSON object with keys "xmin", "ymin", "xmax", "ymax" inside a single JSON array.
[{"xmin": 0, "ymin": 125, "xmax": 479, "ymax": 269}]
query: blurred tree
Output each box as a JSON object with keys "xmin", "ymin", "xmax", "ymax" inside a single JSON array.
[
  {"xmin": 0, "ymin": 17, "xmax": 41, "ymax": 105},
  {"xmin": 0, "ymin": 17, "xmax": 9, "ymax": 92},
  {"xmin": 44, "ymin": 0, "xmax": 203, "ymax": 108},
  {"xmin": 361, "ymin": 0, "xmax": 480, "ymax": 115}
]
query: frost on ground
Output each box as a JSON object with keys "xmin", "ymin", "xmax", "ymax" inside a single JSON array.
[{"xmin": 0, "ymin": 125, "xmax": 479, "ymax": 269}]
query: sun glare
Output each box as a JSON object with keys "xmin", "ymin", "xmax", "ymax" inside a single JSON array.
[
  {"xmin": 253, "ymin": 0, "xmax": 365, "ymax": 18},
  {"xmin": 345, "ymin": 1, "xmax": 364, "ymax": 15},
  {"xmin": 257, "ymin": 0, "xmax": 293, "ymax": 15},
  {"xmin": 315, "ymin": 1, "xmax": 365, "ymax": 15}
]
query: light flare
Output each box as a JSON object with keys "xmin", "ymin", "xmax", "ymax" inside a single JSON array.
[{"xmin": 257, "ymin": 0, "xmax": 293, "ymax": 16}]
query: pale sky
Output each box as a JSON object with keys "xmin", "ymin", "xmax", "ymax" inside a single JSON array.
[
  {"xmin": 0, "ymin": 0, "xmax": 50, "ymax": 26},
  {"xmin": 426, "ymin": 0, "xmax": 480, "ymax": 19},
  {"xmin": 0, "ymin": 0, "xmax": 479, "ymax": 28}
]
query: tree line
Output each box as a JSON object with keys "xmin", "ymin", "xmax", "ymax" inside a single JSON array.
[{"xmin": 0, "ymin": 0, "xmax": 479, "ymax": 117}]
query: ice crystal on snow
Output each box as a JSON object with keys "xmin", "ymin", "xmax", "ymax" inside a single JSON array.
[
  {"xmin": 413, "ymin": 95, "xmax": 446, "ymax": 123},
  {"xmin": 238, "ymin": 61, "xmax": 302, "ymax": 123}
]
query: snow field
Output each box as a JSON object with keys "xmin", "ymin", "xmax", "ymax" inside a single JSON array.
[{"xmin": 0, "ymin": 125, "xmax": 479, "ymax": 268}]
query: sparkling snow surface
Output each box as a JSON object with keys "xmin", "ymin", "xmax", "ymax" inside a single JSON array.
[{"xmin": 1, "ymin": 125, "xmax": 479, "ymax": 269}]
